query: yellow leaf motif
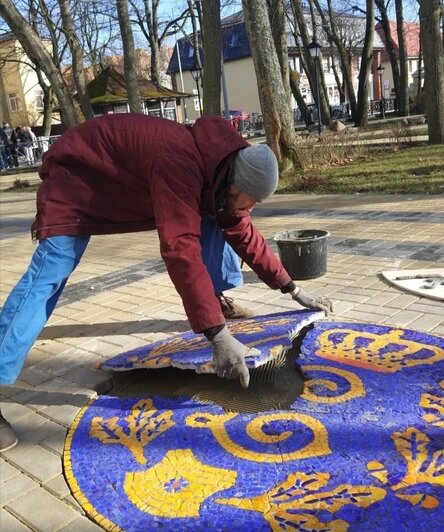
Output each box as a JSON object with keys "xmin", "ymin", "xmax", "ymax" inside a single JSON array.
[
  {"xmin": 421, "ymin": 392, "xmax": 444, "ymax": 428},
  {"xmin": 89, "ymin": 398, "xmax": 174, "ymax": 465},
  {"xmin": 367, "ymin": 461, "xmax": 389, "ymax": 484},
  {"xmin": 390, "ymin": 427, "xmax": 444, "ymax": 492},
  {"xmin": 396, "ymin": 493, "xmax": 440, "ymax": 509},
  {"xmin": 368, "ymin": 426, "xmax": 443, "ymax": 510},
  {"xmin": 266, "ymin": 511, "xmax": 347, "ymax": 531},
  {"xmin": 216, "ymin": 471, "xmax": 386, "ymax": 530}
]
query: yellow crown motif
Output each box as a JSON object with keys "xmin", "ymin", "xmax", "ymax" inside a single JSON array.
[{"xmin": 315, "ymin": 328, "xmax": 444, "ymax": 373}]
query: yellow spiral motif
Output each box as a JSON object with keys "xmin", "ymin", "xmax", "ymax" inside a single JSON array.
[
  {"xmin": 186, "ymin": 412, "xmax": 330, "ymax": 462},
  {"xmin": 301, "ymin": 365, "xmax": 365, "ymax": 403}
]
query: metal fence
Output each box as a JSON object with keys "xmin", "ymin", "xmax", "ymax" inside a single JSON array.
[
  {"xmin": 294, "ymin": 102, "xmax": 351, "ymax": 125},
  {"xmin": 368, "ymin": 98, "xmax": 398, "ymax": 115},
  {"xmin": 0, "ymin": 135, "xmax": 61, "ymax": 170}
]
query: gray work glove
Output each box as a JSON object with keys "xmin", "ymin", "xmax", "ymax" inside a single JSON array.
[
  {"xmin": 209, "ymin": 326, "xmax": 259, "ymax": 388},
  {"xmin": 292, "ymin": 288, "xmax": 333, "ymax": 315}
]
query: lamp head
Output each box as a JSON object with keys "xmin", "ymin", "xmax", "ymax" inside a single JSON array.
[{"xmin": 308, "ymin": 40, "xmax": 322, "ymax": 59}]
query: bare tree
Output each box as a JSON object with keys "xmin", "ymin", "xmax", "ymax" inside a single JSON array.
[
  {"xmin": 187, "ymin": 0, "xmax": 203, "ymax": 69},
  {"xmin": 242, "ymin": 0, "xmax": 302, "ymax": 169},
  {"xmin": 286, "ymin": 4, "xmax": 313, "ymax": 125},
  {"xmin": 130, "ymin": 0, "xmax": 162, "ymax": 83},
  {"xmin": 354, "ymin": 0, "xmax": 374, "ymax": 126},
  {"xmin": 375, "ymin": 0, "xmax": 401, "ymax": 107},
  {"xmin": 28, "ymin": 0, "xmax": 59, "ymax": 134},
  {"xmin": 290, "ymin": 1, "xmax": 331, "ymax": 126},
  {"xmin": 116, "ymin": 0, "xmax": 143, "ymax": 113},
  {"xmin": 58, "ymin": 0, "xmax": 94, "ymax": 120},
  {"xmin": 201, "ymin": 0, "xmax": 222, "ymax": 115},
  {"xmin": 0, "ymin": 0, "xmax": 81, "ymax": 127},
  {"xmin": 419, "ymin": 0, "xmax": 444, "ymax": 143},
  {"xmin": 76, "ymin": 0, "xmax": 121, "ymax": 76},
  {"xmin": 267, "ymin": 0, "xmax": 290, "ymax": 100},
  {"xmin": 312, "ymin": 0, "xmax": 358, "ymax": 120},
  {"xmin": 395, "ymin": 0, "xmax": 409, "ymax": 115},
  {"xmin": 129, "ymin": 1, "xmax": 188, "ymax": 84}
]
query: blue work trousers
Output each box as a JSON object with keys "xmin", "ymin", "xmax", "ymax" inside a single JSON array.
[{"xmin": 0, "ymin": 220, "xmax": 241, "ymax": 385}]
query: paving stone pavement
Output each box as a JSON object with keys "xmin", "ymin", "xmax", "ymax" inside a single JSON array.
[{"xmin": 1, "ymin": 171, "xmax": 443, "ymax": 530}]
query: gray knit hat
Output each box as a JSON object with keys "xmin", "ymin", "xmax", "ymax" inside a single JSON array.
[{"xmin": 232, "ymin": 145, "xmax": 279, "ymax": 201}]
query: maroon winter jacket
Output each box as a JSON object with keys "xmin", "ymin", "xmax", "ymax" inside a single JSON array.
[{"xmin": 32, "ymin": 114, "xmax": 292, "ymax": 332}]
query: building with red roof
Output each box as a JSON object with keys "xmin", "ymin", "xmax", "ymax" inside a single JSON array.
[{"xmin": 375, "ymin": 22, "xmax": 421, "ymax": 100}]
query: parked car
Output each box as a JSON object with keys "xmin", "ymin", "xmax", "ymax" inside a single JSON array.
[{"xmin": 228, "ymin": 109, "xmax": 250, "ymax": 120}]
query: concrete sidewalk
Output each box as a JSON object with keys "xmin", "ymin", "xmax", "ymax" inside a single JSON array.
[{"xmin": 1, "ymin": 173, "xmax": 443, "ymax": 531}]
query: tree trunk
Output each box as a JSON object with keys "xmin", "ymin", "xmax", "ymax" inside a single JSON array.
[
  {"xmin": 267, "ymin": 0, "xmax": 291, "ymax": 103},
  {"xmin": 291, "ymin": 0, "xmax": 330, "ymax": 126},
  {"xmin": 35, "ymin": 68, "xmax": 53, "ymax": 136},
  {"xmin": 289, "ymin": 70, "xmax": 310, "ymax": 126},
  {"xmin": 58, "ymin": 0, "xmax": 94, "ymax": 120},
  {"xmin": 354, "ymin": 0, "xmax": 374, "ymax": 127},
  {"xmin": 312, "ymin": 0, "xmax": 357, "ymax": 119},
  {"xmin": 416, "ymin": 38, "xmax": 423, "ymax": 113},
  {"xmin": 134, "ymin": 0, "xmax": 162, "ymax": 84},
  {"xmin": 330, "ymin": 52, "xmax": 345, "ymax": 102},
  {"xmin": 375, "ymin": 0, "xmax": 401, "ymax": 106},
  {"xmin": 201, "ymin": 0, "xmax": 221, "ymax": 115},
  {"xmin": 0, "ymin": 0, "xmax": 80, "ymax": 127},
  {"xmin": 307, "ymin": 0, "xmax": 330, "ymax": 124},
  {"xmin": 395, "ymin": 0, "xmax": 409, "ymax": 116},
  {"xmin": 148, "ymin": 0, "xmax": 161, "ymax": 84},
  {"xmin": 420, "ymin": 0, "xmax": 444, "ymax": 144},
  {"xmin": 116, "ymin": 0, "xmax": 143, "ymax": 113},
  {"xmin": 242, "ymin": 0, "xmax": 302, "ymax": 169}
]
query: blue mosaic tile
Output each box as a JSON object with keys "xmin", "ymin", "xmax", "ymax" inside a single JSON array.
[
  {"xmin": 102, "ymin": 310, "xmax": 324, "ymax": 374},
  {"xmin": 65, "ymin": 322, "xmax": 444, "ymax": 530}
]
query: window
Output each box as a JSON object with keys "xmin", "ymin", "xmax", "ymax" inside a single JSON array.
[
  {"xmin": 8, "ymin": 92, "xmax": 20, "ymax": 112},
  {"xmin": 35, "ymin": 89, "xmax": 44, "ymax": 110},
  {"xmin": 113, "ymin": 104, "xmax": 128, "ymax": 114},
  {"xmin": 192, "ymin": 88, "xmax": 201, "ymax": 112},
  {"xmin": 322, "ymin": 58, "xmax": 331, "ymax": 73},
  {"xmin": 188, "ymin": 45, "xmax": 194, "ymax": 58},
  {"xmin": 230, "ymin": 33, "xmax": 239, "ymax": 48}
]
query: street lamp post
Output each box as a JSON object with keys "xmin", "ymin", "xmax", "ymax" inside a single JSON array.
[
  {"xmin": 308, "ymin": 40, "xmax": 322, "ymax": 136},
  {"xmin": 376, "ymin": 64, "xmax": 385, "ymax": 120},
  {"xmin": 190, "ymin": 64, "xmax": 203, "ymax": 118}
]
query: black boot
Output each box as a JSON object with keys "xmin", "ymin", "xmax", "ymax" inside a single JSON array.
[{"xmin": 0, "ymin": 410, "xmax": 18, "ymax": 452}]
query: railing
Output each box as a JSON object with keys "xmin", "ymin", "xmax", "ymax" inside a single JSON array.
[
  {"xmin": 294, "ymin": 102, "xmax": 351, "ymax": 125},
  {"xmin": 0, "ymin": 135, "xmax": 61, "ymax": 170},
  {"xmin": 369, "ymin": 98, "xmax": 398, "ymax": 115}
]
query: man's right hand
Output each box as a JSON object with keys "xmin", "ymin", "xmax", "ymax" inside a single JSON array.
[
  {"xmin": 209, "ymin": 326, "xmax": 259, "ymax": 388},
  {"xmin": 292, "ymin": 288, "xmax": 333, "ymax": 315}
]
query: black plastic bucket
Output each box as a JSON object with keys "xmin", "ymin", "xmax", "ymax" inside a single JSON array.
[{"xmin": 274, "ymin": 229, "xmax": 330, "ymax": 280}]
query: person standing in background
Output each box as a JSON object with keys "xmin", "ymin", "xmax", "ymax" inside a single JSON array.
[
  {"xmin": 2, "ymin": 122, "xmax": 17, "ymax": 168},
  {"xmin": 19, "ymin": 126, "xmax": 34, "ymax": 165}
]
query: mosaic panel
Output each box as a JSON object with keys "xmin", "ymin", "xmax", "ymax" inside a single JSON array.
[
  {"xmin": 101, "ymin": 310, "xmax": 324, "ymax": 374},
  {"xmin": 65, "ymin": 321, "xmax": 444, "ymax": 531}
]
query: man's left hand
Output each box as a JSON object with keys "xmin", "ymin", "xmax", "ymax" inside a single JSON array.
[{"xmin": 292, "ymin": 288, "xmax": 333, "ymax": 315}]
